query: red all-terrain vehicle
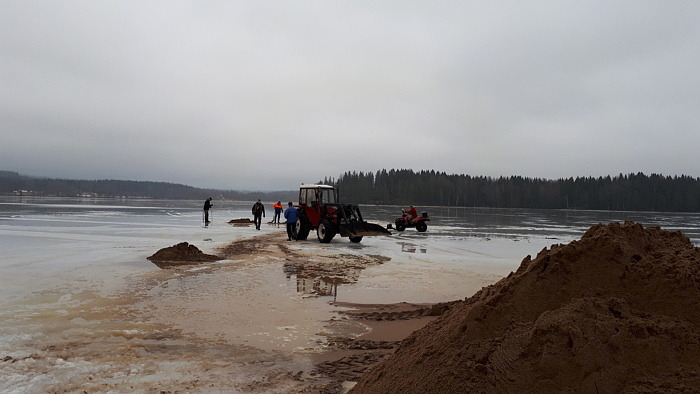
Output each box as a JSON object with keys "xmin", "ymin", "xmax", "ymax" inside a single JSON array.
[
  {"xmin": 394, "ymin": 210, "xmax": 429, "ymax": 232},
  {"xmin": 294, "ymin": 184, "xmax": 391, "ymax": 243}
]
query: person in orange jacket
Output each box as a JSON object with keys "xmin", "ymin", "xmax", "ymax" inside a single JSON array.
[{"xmin": 272, "ymin": 201, "xmax": 284, "ymax": 224}]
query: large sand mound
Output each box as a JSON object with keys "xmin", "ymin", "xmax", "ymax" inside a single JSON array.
[
  {"xmin": 351, "ymin": 222, "xmax": 700, "ymax": 393},
  {"xmin": 147, "ymin": 242, "xmax": 221, "ymax": 268}
]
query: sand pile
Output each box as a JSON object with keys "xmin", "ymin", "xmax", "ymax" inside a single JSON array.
[
  {"xmin": 147, "ymin": 242, "xmax": 221, "ymax": 268},
  {"xmin": 229, "ymin": 218, "xmax": 254, "ymax": 226},
  {"xmin": 351, "ymin": 222, "xmax": 700, "ymax": 393}
]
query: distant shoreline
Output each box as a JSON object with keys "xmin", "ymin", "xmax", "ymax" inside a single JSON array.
[
  {"xmin": 0, "ymin": 170, "xmax": 296, "ymax": 201},
  {"xmin": 4, "ymin": 169, "xmax": 700, "ymax": 212}
]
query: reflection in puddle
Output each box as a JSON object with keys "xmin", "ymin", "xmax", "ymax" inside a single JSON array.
[
  {"xmin": 284, "ymin": 261, "xmax": 359, "ymax": 302},
  {"xmin": 283, "ymin": 254, "xmax": 390, "ymax": 301},
  {"xmin": 298, "ymin": 277, "xmax": 341, "ymax": 300},
  {"xmin": 399, "ymin": 242, "xmax": 427, "ymax": 254}
]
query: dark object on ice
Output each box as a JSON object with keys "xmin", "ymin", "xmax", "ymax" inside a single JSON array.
[
  {"xmin": 229, "ymin": 218, "xmax": 254, "ymax": 226},
  {"xmin": 147, "ymin": 242, "xmax": 221, "ymax": 268}
]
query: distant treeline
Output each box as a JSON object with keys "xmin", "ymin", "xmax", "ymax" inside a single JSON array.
[
  {"xmin": 5, "ymin": 169, "xmax": 700, "ymax": 212},
  {"xmin": 0, "ymin": 171, "xmax": 296, "ymax": 202},
  {"xmin": 325, "ymin": 169, "xmax": 700, "ymax": 212}
]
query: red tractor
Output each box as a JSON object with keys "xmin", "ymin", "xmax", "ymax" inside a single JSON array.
[{"xmin": 293, "ymin": 185, "xmax": 390, "ymax": 243}]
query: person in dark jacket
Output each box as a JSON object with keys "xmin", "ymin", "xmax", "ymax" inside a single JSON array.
[
  {"xmin": 252, "ymin": 199, "xmax": 265, "ymax": 230},
  {"xmin": 203, "ymin": 197, "xmax": 213, "ymax": 225},
  {"xmin": 284, "ymin": 202, "xmax": 298, "ymax": 240}
]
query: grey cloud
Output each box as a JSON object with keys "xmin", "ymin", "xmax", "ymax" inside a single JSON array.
[{"xmin": 2, "ymin": 1, "xmax": 699, "ymax": 190}]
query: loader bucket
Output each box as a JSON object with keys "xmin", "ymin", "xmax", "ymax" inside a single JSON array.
[{"xmin": 338, "ymin": 221, "xmax": 392, "ymax": 238}]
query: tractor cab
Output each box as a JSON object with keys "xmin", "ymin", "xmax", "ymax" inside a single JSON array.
[
  {"xmin": 299, "ymin": 185, "xmax": 338, "ymax": 227},
  {"xmin": 299, "ymin": 184, "xmax": 337, "ymax": 205},
  {"xmin": 298, "ymin": 185, "xmax": 337, "ymax": 226}
]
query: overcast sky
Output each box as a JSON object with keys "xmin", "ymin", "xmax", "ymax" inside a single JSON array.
[{"xmin": 2, "ymin": 1, "xmax": 699, "ymax": 190}]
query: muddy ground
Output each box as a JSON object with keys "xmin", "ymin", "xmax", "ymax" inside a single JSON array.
[
  {"xmin": 214, "ymin": 232, "xmax": 453, "ymax": 391},
  {"xmin": 2, "ymin": 225, "xmax": 528, "ymax": 393}
]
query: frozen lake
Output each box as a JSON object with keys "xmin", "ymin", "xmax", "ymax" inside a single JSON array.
[{"xmin": 1, "ymin": 196, "xmax": 699, "ymax": 392}]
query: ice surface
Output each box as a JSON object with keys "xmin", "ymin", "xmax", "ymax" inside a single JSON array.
[{"xmin": 2, "ymin": 197, "xmax": 699, "ymax": 392}]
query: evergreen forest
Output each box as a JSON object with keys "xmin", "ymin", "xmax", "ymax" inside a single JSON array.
[
  {"xmin": 4, "ymin": 169, "xmax": 700, "ymax": 212},
  {"xmin": 0, "ymin": 171, "xmax": 296, "ymax": 202},
  {"xmin": 324, "ymin": 170, "xmax": 700, "ymax": 212}
]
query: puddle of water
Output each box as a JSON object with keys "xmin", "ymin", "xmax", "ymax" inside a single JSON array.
[{"xmin": 0, "ymin": 262, "xmax": 332, "ymax": 393}]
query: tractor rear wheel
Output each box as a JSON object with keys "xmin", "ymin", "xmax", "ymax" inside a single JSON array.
[
  {"xmin": 416, "ymin": 221, "xmax": 428, "ymax": 232},
  {"xmin": 295, "ymin": 214, "xmax": 311, "ymax": 240},
  {"xmin": 317, "ymin": 221, "xmax": 336, "ymax": 243}
]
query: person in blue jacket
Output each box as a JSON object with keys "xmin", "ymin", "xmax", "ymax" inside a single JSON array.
[{"xmin": 284, "ymin": 202, "xmax": 298, "ymax": 241}]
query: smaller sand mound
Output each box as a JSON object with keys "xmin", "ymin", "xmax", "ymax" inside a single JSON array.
[
  {"xmin": 147, "ymin": 242, "xmax": 221, "ymax": 268},
  {"xmin": 229, "ymin": 218, "xmax": 254, "ymax": 226}
]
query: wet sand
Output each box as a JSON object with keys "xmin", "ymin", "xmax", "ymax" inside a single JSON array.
[
  {"xmin": 171, "ymin": 232, "xmax": 450, "ymax": 390},
  {"xmin": 143, "ymin": 230, "xmax": 532, "ymax": 391},
  {"xmin": 312, "ymin": 301, "xmax": 450, "ymax": 390},
  {"xmin": 1, "ymin": 225, "xmax": 551, "ymax": 393}
]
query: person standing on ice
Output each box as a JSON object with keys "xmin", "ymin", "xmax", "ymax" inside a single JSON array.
[
  {"xmin": 203, "ymin": 197, "xmax": 213, "ymax": 225},
  {"xmin": 272, "ymin": 201, "xmax": 284, "ymax": 224},
  {"xmin": 252, "ymin": 199, "xmax": 265, "ymax": 230},
  {"xmin": 284, "ymin": 202, "xmax": 298, "ymax": 241}
]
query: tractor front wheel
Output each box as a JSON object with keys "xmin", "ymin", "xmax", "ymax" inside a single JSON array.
[
  {"xmin": 317, "ymin": 221, "xmax": 336, "ymax": 243},
  {"xmin": 349, "ymin": 236, "xmax": 363, "ymax": 243}
]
